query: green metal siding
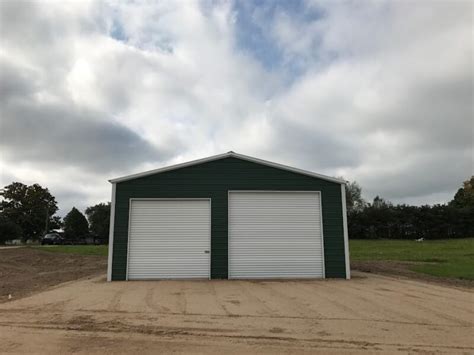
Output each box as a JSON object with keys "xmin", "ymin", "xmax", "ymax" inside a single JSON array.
[{"xmin": 111, "ymin": 157, "xmax": 346, "ymax": 280}]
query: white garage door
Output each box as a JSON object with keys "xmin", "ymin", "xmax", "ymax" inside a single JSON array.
[
  {"xmin": 127, "ymin": 199, "xmax": 210, "ymax": 280},
  {"xmin": 229, "ymin": 191, "xmax": 324, "ymax": 279}
]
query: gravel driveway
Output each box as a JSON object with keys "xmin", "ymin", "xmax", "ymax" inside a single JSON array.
[{"xmin": 0, "ymin": 272, "xmax": 472, "ymax": 354}]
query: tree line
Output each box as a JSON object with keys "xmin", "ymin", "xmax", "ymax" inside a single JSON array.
[
  {"xmin": 1, "ymin": 177, "xmax": 472, "ymax": 243},
  {"xmin": 0, "ymin": 182, "xmax": 110, "ymax": 244},
  {"xmin": 345, "ymin": 177, "xmax": 474, "ymax": 239}
]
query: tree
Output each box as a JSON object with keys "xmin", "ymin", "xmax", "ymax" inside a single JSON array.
[
  {"xmin": 63, "ymin": 207, "xmax": 89, "ymax": 240},
  {"xmin": 1, "ymin": 182, "xmax": 58, "ymax": 240},
  {"xmin": 344, "ymin": 178, "xmax": 474, "ymax": 240},
  {"xmin": 0, "ymin": 214, "xmax": 22, "ymax": 244},
  {"xmin": 450, "ymin": 176, "xmax": 474, "ymax": 208},
  {"xmin": 371, "ymin": 195, "xmax": 392, "ymax": 209},
  {"xmin": 85, "ymin": 203, "xmax": 110, "ymax": 240},
  {"xmin": 344, "ymin": 180, "xmax": 366, "ymax": 215},
  {"xmin": 49, "ymin": 216, "xmax": 63, "ymax": 230}
]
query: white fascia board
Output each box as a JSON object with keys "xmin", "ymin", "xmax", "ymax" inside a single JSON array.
[
  {"xmin": 341, "ymin": 184, "xmax": 351, "ymax": 279},
  {"xmin": 106, "ymin": 183, "xmax": 116, "ymax": 282},
  {"xmin": 109, "ymin": 152, "xmax": 346, "ymax": 185},
  {"xmin": 109, "ymin": 152, "xmax": 231, "ymax": 183},
  {"xmin": 232, "ymin": 152, "xmax": 346, "ymax": 184}
]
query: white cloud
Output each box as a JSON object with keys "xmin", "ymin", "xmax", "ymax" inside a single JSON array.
[{"xmin": 0, "ymin": 0, "xmax": 472, "ymax": 215}]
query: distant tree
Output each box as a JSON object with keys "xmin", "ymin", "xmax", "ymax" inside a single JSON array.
[
  {"xmin": 85, "ymin": 203, "xmax": 110, "ymax": 240},
  {"xmin": 0, "ymin": 214, "xmax": 22, "ymax": 244},
  {"xmin": 1, "ymin": 182, "xmax": 58, "ymax": 240},
  {"xmin": 63, "ymin": 207, "xmax": 89, "ymax": 240},
  {"xmin": 449, "ymin": 176, "xmax": 474, "ymax": 238},
  {"xmin": 347, "ymin": 185, "xmax": 474, "ymax": 240},
  {"xmin": 49, "ymin": 216, "xmax": 63, "ymax": 230},
  {"xmin": 344, "ymin": 180, "xmax": 366, "ymax": 215},
  {"xmin": 371, "ymin": 195, "xmax": 393, "ymax": 209},
  {"xmin": 450, "ymin": 176, "xmax": 474, "ymax": 208}
]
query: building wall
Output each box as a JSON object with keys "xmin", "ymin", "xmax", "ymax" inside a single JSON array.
[{"xmin": 111, "ymin": 157, "xmax": 346, "ymax": 280}]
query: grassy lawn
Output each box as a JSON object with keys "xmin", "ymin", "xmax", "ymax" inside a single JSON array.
[
  {"xmin": 32, "ymin": 245, "xmax": 108, "ymax": 257},
  {"xmin": 350, "ymin": 238, "xmax": 474, "ymax": 280}
]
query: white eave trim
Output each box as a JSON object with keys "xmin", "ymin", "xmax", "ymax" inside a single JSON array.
[
  {"xmin": 341, "ymin": 184, "xmax": 351, "ymax": 279},
  {"xmin": 106, "ymin": 183, "xmax": 116, "ymax": 282},
  {"xmin": 109, "ymin": 152, "xmax": 346, "ymax": 185}
]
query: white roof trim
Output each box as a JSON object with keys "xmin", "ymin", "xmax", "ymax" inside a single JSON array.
[{"xmin": 109, "ymin": 152, "xmax": 346, "ymax": 184}]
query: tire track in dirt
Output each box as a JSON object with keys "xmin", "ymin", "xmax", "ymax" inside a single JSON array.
[
  {"xmin": 1, "ymin": 308, "xmax": 471, "ymax": 328},
  {"xmin": 319, "ymin": 283, "xmax": 436, "ymax": 325},
  {"xmin": 334, "ymin": 278, "xmax": 473, "ymax": 325},
  {"xmin": 37, "ymin": 298, "xmax": 74, "ymax": 314},
  {"xmin": 179, "ymin": 283, "xmax": 187, "ymax": 314},
  {"xmin": 284, "ymin": 282, "xmax": 365, "ymax": 319},
  {"xmin": 208, "ymin": 282, "xmax": 231, "ymax": 316},
  {"xmin": 260, "ymin": 282, "xmax": 326, "ymax": 318},
  {"xmin": 144, "ymin": 285, "xmax": 171, "ymax": 314},
  {"xmin": 1, "ymin": 321, "xmax": 472, "ymax": 353},
  {"xmin": 347, "ymin": 283, "xmax": 472, "ymax": 326},
  {"xmin": 367, "ymin": 274, "xmax": 473, "ymax": 302},
  {"xmin": 369, "ymin": 284, "xmax": 474, "ymax": 315},
  {"xmin": 107, "ymin": 288, "xmax": 125, "ymax": 312},
  {"xmin": 239, "ymin": 281, "xmax": 276, "ymax": 315}
]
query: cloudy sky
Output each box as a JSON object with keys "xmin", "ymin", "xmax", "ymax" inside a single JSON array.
[{"xmin": 0, "ymin": 0, "xmax": 472, "ymax": 216}]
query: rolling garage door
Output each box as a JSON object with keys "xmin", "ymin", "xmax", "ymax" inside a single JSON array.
[
  {"xmin": 127, "ymin": 199, "xmax": 210, "ymax": 280},
  {"xmin": 229, "ymin": 191, "xmax": 324, "ymax": 279}
]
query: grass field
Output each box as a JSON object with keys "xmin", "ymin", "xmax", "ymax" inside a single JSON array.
[
  {"xmin": 32, "ymin": 239, "xmax": 474, "ymax": 280},
  {"xmin": 33, "ymin": 245, "xmax": 108, "ymax": 256},
  {"xmin": 350, "ymin": 238, "xmax": 474, "ymax": 280}
]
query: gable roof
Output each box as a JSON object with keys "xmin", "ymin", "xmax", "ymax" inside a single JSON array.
[{"xmin": 109, "ymin": 151, "xmax": 346, "ymax": 184}]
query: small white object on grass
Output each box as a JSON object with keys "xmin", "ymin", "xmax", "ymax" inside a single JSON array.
[{"xmin": 415, "ymin": 238, "xmax": 424, "ymax": 242}]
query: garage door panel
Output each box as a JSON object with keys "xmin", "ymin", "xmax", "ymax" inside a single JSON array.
[
  {"xmin": 229, "ymin": 192, "xmax": 324, "ymax": 279},
  {"xmin": 127, "ymin": 199, "xmax": 210, "ymax": 280}
]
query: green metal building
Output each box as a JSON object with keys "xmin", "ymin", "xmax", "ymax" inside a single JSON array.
[{"xmin": 107, "ymin": 152, "xmax": 350, "ymax": 281}]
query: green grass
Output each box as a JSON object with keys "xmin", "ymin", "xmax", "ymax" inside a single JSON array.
[
  {"xmin": 32, "ymin": 245, "xmax": 108, "ymax": 256},
  {"xmin": 350, "ymin": 238, "xmax": 474, "ymax": 280},
  {"xmin": 31, "ymin": 240, "xmax": 474, "ymax": 280}
]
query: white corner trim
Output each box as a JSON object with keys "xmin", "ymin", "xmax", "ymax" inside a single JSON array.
[
  {"xmin": 109, "ymin": 152, "xmax": 346, "ymax": 185},
  {"xmin": 341, "ymin": 184, "xmax": 351, "ymax": 279},
  {"xmin": 106, "ymin": 183, "xmax": 116, "ymax": 282}
]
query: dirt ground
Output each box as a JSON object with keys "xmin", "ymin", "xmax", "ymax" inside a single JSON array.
[
  {"xmin": 0, "ymin": 270, "xmax": 473, "ymax": 353},
  {"xmin": 0, "ymin": 247, "xmax": 107, "ymax": 302},
  {"xmin": 352, "ymin": 260, "xmax": 474, "ymax": 288}
]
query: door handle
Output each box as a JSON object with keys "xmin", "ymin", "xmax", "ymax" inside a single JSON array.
[{"xmin": 204, "ymin": 250, "xmax": 210, "ymax": 254}]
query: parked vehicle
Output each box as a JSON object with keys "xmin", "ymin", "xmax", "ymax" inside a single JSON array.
[{"xmin": 40, "ymin": 233, "xmax": 65, "ymax": 245}]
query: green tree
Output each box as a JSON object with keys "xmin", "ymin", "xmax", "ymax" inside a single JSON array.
[
  {"xmin": 344, "ymin": 180, "xmax": 366, "ymax": 215},
  {"xmin": 371, "ymin": 195, "xmax": 393, "ymax": 209},
  {"xmin": 0, "ymin": 214, "xmax": 22, "ymax": 244},
  {"xmin": 345, "ymin": 178, "xmax": 474, "ymax": 239},
  {"xmin": 450, "ymin": 176, "xmax": 474, "ymax": 208},
  {"xmin": 50, "ymin": 216, "xmax": 63, "ymax": 230},
  {"xmin": 1, "ymin": 182, "xmax": 58, "ymax": 240},
  {"xmin": 63, "ymin": 207, "xmax": 89, "ymax": 240},
  {"xmin": 85, "ymin": 203, "xmax": 110, "ymax": 240}
]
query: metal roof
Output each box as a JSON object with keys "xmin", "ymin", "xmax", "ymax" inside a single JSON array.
[{"xmin": 109, "ymin": 151, "xmax": 346, "ymax": 184}]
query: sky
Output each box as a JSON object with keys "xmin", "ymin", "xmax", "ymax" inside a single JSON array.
[{"xmin": 0, "ymin": 0, "xmax": 472, "ymax": 216}]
